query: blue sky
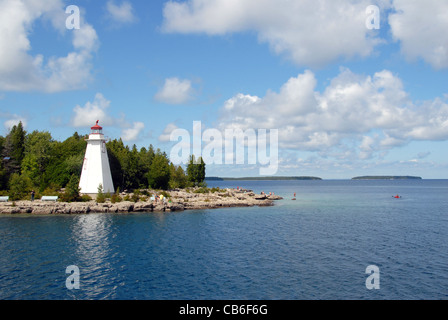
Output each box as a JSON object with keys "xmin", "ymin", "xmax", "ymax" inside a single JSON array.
[{"xmin": 0, "ymin": 0, "xmax": 447, "ymax": 179}]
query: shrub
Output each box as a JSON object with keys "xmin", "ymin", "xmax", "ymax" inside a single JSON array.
[
  {"xmin": 194, "ymin": 187, "xmax": 210, "ymax": 194},
  {"xmin": 96, "ymin": 184, "xmax": 106, "ymax": 203},
  {"xmin": 80, "ymin": 195, "xmax": 92, "ymax": 202},
  {"xmin": 111, "ymin": 193, "xmax": 122, "ymax": 203},
  {"xmin": 60, "ymin": 174, "xmax": 80, "ymax": 202}
]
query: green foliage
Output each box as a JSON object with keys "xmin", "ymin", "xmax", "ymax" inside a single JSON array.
[
  {"xmin": 80, "ymin": 195, "xmax": 93, "ymax": 202},
  {"xmin": 0, "ymin": 126, "xmax": 201, "ymax": 197},
  {"xmin": 147, "ymin": 151, "xmax": 171, "ymax": 190},
  {"xmin": 159, "ymin": 191, "xmax": 171, "ymax": 199},
  {"xmin": 60, "ymin": 174, "xmax": 81, "ymax": 202},
  {"xmin": 2, "ymin": 122, "xmax": 26, "ymax": 178},
  {"xmin": 129, "ymin": 189, "xmax": 140, "ymax": 202},
  {"xmin": 107, "ymin": 140, "xmax": 156, "ymax": 191},
  {"xmin": 8, "ymin": 173, "xmax": 33, "ymax": 201},
  {"xmin": 194, "ymin": 187, "xmax": 210, "ymax": 194},
  {"xmin": 43, "ymin": 132, "xmax": 86, "ymax": 189},
  {"xmin": 96, "ymin": 184, "xmax": 106, "ymax": 203},
  {"xmin": 21, "ymin": 131, "xmax": 54, "ymax": 187},
  {"xmin": 111, "ymin": 192, "xmax": 122, "ymax": 203},
  {"xmin": 187, "ymin": 155, "xmax": 206, "ymax": 186},
  {"xmin": 169, "ymin": 163, "xmax": 188, "ymax": 189}
]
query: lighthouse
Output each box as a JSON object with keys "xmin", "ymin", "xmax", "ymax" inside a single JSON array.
[{"xmin": 79, "ymin": 120, "xmax": 114, "ymax": 196}]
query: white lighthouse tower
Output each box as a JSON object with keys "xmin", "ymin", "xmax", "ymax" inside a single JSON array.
[{"xmin": 79, "ymin": 120, "xmax": 114, "ymax": 196}]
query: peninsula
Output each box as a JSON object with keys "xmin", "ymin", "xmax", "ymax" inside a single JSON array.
[
  {"xmin": 352, "ymin": 176, "xmax": 422, "ymax": 180},
  {"xmin": 0, "ymin": 188, "xmax": 283, "ymax": 215},
  {"xmin": 206, "ymin": 176, "xmax": 322, "ymax": 181}
]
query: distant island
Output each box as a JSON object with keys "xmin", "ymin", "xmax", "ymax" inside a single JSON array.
[
  {"xmin": 352, "ymin": 176, "xmax": 422, "ymax": 180},
  {"xmin": 206, "ymin": 176, "xmax": 322, "ymax": 181}
]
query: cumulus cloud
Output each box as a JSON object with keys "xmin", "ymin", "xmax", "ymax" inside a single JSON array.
[
  {"xmin": 3, "ymin": 115, "xmax": 27, "ymax": 131},
  {"xmin": 0, "ymin": 0, "xmax": 98, "ymax": 92},
  {"xmin": 218, "ymin": 68, "xmax": 448, "ymax": 160},
  {"xmin": 71, "ymin": 93, "xmax": 145, "ymax": 142},
  {"xmin": 159, "ymin": 123, "xmax": 180, "ymax": 142},
  {"xmin": 71, "ymin": 93, "xmax": 114, "ymax": 127},
  {"xmin": 162, "ymin": 0, "xmax": 390, "ymax": 68},
  {"xmin": 106, "ymin": 1, "xmax": 137, "ymax": 24},
  {"xmin": 155, "ymin": 78, "xmax": 195, "ymax": 105},
  {"xmin": 122, "ymin": 122, "xmax": 145, "ymax": 142},
  {"xmin": 389, "ymin": 0, "xmax": 448, "ymax": 69}
]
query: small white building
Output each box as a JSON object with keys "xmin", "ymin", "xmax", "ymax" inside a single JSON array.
[{"xmin": 79, "ymin": 121, "xmax": 115, "ymax": 196}]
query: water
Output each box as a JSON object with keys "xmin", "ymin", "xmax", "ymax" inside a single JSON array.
[{"xmin": 0, "ymin": 179, "xmax": 447, "ymax": 300}]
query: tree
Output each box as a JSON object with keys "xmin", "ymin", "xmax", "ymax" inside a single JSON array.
[
  {"xmin": 21, "ymin": 130, "xmax": 54, "ymax": 188},
  {"xmin": 43, "ymin": 132, "xmax": 86, "ymax": 189},
  {"xmin": 61, "ymin": 174, "xmax": 81, "ymax": 202},
  {"xmin": 8, "ymin": 173, "xmax": 33, "ymax": 201},
  {"xmin": 187, "ymin": 155, "xmax": 206, "ymax": 186},
  {"xmin": 96, "ymin": 184, "xmax": 106, "ymax": 203},
  {"xmin": 169, "ymin": 163, "xmax": 188, "ymax": 189},
  {"xmin": 0, "ymin": 135, "xmax": 7, "ymax": 190},
  {"xmin": 2, "ymin": 122, "xmax": 26, "ymax": 177},
  {"xmin": 147, "ymin": 151, "xmax": 171, "ymax": 190}
]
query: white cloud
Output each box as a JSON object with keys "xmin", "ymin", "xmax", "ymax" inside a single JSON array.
[
  {"xmin": 71, "ymin": 94, "xmax": 145, "ymax": 142},
  {"xmin": 4, "ymin": 116, "xmax": 27, "ymax": 131},
  {"xmin": 159, "ymin": 123, "xmax": 180, "ymax": 142},
  {"xmin": 389, "ymin": 0, "xmax": 448, "ymax": 69},
  {"xmin": 0, "ymin": 0, "xmax": 98, "ymax": 92},
  {"xmin": 122, "ymin": 122, "xmax": 145, "ymax": 142},
  {"xmin": 71, "ymin": 93, "xmax": 114, "ymax": 127},
  {"xmin": 155, "ymin": 78, "xmax": 195, "ymax": 105},
  {"xmin": 217, "ymin": 68, "xmax": 448, "ymax": 160},
  {"xmin": 106, "ymin": 1, "xmax": 137, "ymax": 24},
  {"xmin": 162, "ymin": 0, "xmax": 390, "ymax": 68}
]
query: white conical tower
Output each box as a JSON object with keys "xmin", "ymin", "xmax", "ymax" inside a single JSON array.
[{"xmin": 79, "ymin": 120, "xmax": 114, "ymax": 196}]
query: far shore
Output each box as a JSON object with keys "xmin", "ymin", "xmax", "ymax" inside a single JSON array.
[{"xmin": 0, "ymin": 188, "xmax": 283, "ymax": 215}]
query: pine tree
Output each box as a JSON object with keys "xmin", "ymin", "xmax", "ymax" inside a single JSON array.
[
  {"xmin": 187, "ymin": 155, "xmax": 206, "ymax": 186},
  {"xmin": 2, "ymin": 122, "xmax": 26, "ymax": 177},
  {"xmin": 147, "ymin": 151, "xmax": 171, "ymax": 190}
]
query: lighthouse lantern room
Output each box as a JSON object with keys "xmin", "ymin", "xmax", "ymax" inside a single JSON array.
[{"xmin": 79, "ymin": 120, "xmax": 115, "ymax": 196}]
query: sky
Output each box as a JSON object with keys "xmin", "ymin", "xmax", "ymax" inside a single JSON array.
[{"xmin": 0, "ymin": 0, "xmax": 447, "ymax": 179}]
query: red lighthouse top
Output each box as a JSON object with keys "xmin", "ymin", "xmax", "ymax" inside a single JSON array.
[{"xmin": 91, "ymin": 120, "xmax": 103, "ymax": 134}]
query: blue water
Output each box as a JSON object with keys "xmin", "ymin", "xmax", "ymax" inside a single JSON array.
[{"xmin": 0, "ymin": 180, "xmax": 447, "ymax": 300}]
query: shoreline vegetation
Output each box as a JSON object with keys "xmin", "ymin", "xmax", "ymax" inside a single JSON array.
[
  {"xmin": 206, "ymin": 176, "xmax": 322, "ymax": 181},
  {"xmin": 351, "ymin": 176, "xmax": 423, "ymax": 180},
  {"xmin": 0, "ymin": 187, "xmax": 283, "ymax": 215}
]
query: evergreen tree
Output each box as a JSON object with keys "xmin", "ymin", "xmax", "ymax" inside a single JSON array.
[
  {"xmin": 169, "ymin": 164, "xmax": 188, "ymax": 189},
  {"xmin": 61, "ymin": 174, "xmax": 81, "ymax": 202},
  {"xmin": 147, "ymin": 151, "xmax": 171, "ymax": 190},
  {"xmin": 187, "ymin": 155, "xmax": 206, "ymax": 186},
  {"xmin": 0, "ymin": 136, "xmax": 7, "ymax": 190},
  {"xmin": 2, "ymin": 122, "xmax": 26, "ymax": 177},
  {"xmin": 43, "ymin": 132, "xmax": 86, "ymax": 189}
]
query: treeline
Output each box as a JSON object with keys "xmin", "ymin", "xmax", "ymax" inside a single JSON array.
[{"xmin": 0, "ymin": 122, "xmax": 206, "ymax": 200}]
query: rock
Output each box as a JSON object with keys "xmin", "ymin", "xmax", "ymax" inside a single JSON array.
[
  {"xmin": 0, "ymin": 187, "xmax": 280, "ymax": 215},
  {"xmin": 267, "ymin": 195, "xmax": 283, "ymax": 200}
]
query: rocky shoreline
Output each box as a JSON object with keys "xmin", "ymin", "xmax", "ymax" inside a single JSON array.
[{"xmin": 0, "ymin": 188, "xmax": 283, "ymax": 215}]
